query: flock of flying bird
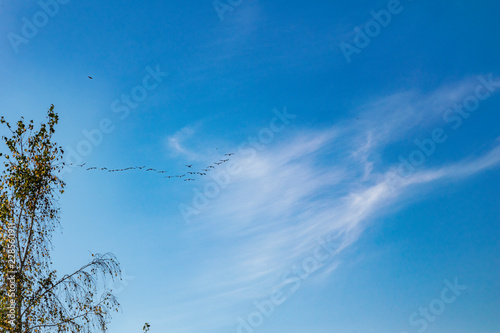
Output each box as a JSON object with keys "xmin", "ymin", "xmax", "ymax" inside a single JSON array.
[
  {"xmin": 68, "ymin": 153, "xmax": 235, "ymax": 181},
  {"xmin": 82, "ymin": 76, "xmax": 236, "ymax": 181}
]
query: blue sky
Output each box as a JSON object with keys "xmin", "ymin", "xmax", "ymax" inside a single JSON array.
[{"xmin": 1, "ymin": 0, "xmax": 500, "ymax": 332}]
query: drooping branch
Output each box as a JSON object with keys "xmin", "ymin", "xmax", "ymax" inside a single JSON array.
[{"xmin": 22, "ymin": 253, "xmax": 121, "ymax": 319}]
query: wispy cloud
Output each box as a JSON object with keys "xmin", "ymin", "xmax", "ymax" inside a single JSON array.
[
  {"xmin": 157, "ymin": 77, "xmax": 499, "ymax": 332},
  {"xmin": 165, "ymin": 124, "xmax": 202, "ymax": 160}
]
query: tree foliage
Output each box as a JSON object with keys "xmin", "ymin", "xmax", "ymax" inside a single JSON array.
[{"xmin": 0, "ymin": 106, "xmax": 121, "ymax": 332}]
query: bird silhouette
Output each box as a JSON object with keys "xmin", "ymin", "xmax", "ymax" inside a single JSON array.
[
  {"xmin": 77, "ymin": 154, "xmax": 241, "ymax": 181},
  {"xmin": 88, "ymin": 76, "xmax": 93, "ymax": 79}
]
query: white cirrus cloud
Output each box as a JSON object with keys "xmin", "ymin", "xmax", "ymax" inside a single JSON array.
[{"xmin": 154, "ymin": 77, "xmax": 499, "ymax": 332}]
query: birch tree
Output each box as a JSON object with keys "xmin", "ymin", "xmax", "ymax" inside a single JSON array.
[{"xmin": 0, "ymin": 106, "xmax": 121, "ymax": 333}]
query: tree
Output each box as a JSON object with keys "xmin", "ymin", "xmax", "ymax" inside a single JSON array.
[{"xmin": 0, "ymin": 106, "xmax": 122, "ymax": 332}]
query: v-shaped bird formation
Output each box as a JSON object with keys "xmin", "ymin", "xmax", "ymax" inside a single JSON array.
[{"xmin": 64, "ymin": 152, "xmax": 236, "ymax": 181}]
